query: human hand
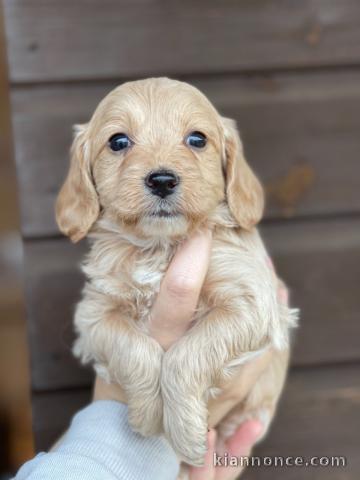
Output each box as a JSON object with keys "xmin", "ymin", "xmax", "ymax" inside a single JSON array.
[{"xmin": 189, "ymin": 421, "xmax": 263, "ymax": 480}]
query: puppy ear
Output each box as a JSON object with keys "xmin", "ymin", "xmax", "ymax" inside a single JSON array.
[
  {"xmin": 222, "ymin": 117, "xmax": 264, "ymax": 229},
  {"xmin": 55, "ymin": 123, "xmax": 99, "ymax": 242}
]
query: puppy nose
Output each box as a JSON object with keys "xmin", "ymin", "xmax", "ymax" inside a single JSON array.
[{"xmin": 145, "ymin": 170, "xmax": 179, "ymax": 198}]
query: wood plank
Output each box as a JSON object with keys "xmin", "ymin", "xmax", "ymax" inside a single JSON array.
[
  {"xmin": 24, "ymin": 240, "xmax": 93, "ymax": 391},
  {"xmin": 245, "ymin": 364, "xmax": 360, "ymax": 480},
  {"xmin": 12, "ymin": 70, "xmax": 360, "ymax": 238},
  {"xmin": 24, "ymin": 217, "xmax": 360, "ymax": 391},
  {"xmin": 32, "ymin": 389, "xmax": 90, "ymax": 452},
  {"xmin": 261, "ymin": 218, "xmax": 360, "ymax": 367},
  {"xmin": 31, "ymin": 364, "xmax": 360, "ymax": 480},
  {"xmin": 4, "ymin": 0, "xmax": 360, "ymax": 83}
]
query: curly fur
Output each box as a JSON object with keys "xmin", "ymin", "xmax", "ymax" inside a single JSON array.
[{"xmin": 56, "ymin": 77, "xmax": 298, "ymax": 467}]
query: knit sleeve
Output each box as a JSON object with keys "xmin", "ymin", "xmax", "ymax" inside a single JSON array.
[{"xmin": 14, "ymin": 400, "xmax": 179, "ymax": 480}]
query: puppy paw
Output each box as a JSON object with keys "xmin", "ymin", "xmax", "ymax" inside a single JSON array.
[
  {"xmin": 163, "ymin": 397, "xmax": 208, "ymax": 466},
  {"xmin": 170, "ymin": 425, "xmax": 208, "ymax": 467},
  {"xmin": 128, "ymin": 391, "xmax": 163, "ymax": 436},
  {"xmin": 181, "ymin": 434, "xmax": 208, "ymax": 467}
]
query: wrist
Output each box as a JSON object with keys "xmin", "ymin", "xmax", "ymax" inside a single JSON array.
[{"xmin": 93, "ymin": 375, "xmax": 127, "ymax": 404}]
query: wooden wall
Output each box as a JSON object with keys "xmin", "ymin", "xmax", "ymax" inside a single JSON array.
[{"xmin": 3, "ymin": 1, "xmax": 360, "ymax": 478}]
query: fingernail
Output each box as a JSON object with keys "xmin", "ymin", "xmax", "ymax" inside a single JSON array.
[{"xmin": 252, "ymin": 420, "xmax": 264, "ymax": 438}]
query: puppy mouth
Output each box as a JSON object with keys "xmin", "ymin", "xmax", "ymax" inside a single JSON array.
[
  {"xmin": 145, "ymin": 196, "xmax": 182, "ymax": 220},
  {"xmin": 149, "ymin": 209, "xmax": 180, "ymax": 218}
]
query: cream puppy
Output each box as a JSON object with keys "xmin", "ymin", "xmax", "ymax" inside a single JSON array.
[{"xmin": 56, "ymin": 78, "xmax": 297, "ymax": 466}]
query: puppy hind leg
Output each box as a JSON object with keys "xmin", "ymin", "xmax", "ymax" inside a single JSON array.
[{"xmin": 217, "ymin": 348, "xmax": 289, "ymax": 445}]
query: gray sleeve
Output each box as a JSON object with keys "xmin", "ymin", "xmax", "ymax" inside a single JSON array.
[{"xmin": 14, "ymin": 400, "xmax": 179, "ymax": 480}]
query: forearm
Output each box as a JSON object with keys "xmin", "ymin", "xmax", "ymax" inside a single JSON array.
[{"xmin": 15, "ymin": 401, "xmax": 179, "ymax": 480}]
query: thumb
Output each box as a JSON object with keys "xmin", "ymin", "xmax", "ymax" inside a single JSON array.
[{"xmin": 150, "ymin": 229, "xmax": 212, "ymax": 349}]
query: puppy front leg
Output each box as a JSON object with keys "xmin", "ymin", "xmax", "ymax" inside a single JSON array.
[
  {"xmin": 74, "ymin": 302, "xmax": 164, "ymax": 436},
  {"xmin": 112, "ymin": 325, "xmax": 164, "ymax": 437},
  {"xmin": 161, "ymin": 310, "xmax": 274, "ymax": 466}
]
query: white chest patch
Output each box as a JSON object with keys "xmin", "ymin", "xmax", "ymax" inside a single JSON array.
[{"xmin": 132, "ymin": 266, "xmax": 163, "ymax": 289}]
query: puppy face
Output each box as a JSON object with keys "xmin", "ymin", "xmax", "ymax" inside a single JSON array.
[{"xmin": 56, "ymin": 78, "xmax": 264, "ymax": 241}]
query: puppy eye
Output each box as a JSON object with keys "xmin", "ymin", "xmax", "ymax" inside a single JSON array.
[
  {"xmin": 109, "ymin": 133, "xmax": 131, "ymax": 152},
  {"xmin": 185, "ymin": 131, "xmax": 207, "ymax": 149}
]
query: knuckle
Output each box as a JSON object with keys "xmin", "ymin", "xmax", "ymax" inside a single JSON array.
[{"xmin": 166, "ymin": 275, "xmax": 198, "ymax": 300}]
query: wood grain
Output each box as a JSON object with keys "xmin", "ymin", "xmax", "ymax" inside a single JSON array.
[
  {"xmin": 31, "ymin": 364, "xmax": 360, "ymax": 480},
  {"xmin": 261, "ymin": 218, "xmax": 360, "ymax": 367},
  {"xmin": 6, "ymin": 1, "xmax": 360, "ymax": 469},
  {"xmin": 12, "ymin": 70, "xmax": 360, "ymax": 238},
  {"xmin": 4, "ymin": 0, "xmax": 360, "ymax": 83},
  {"xmin": 24, "ymin": 239, "xmax": 92, "ymax": 391},
  {"xmin": 245, "ymin": 364, "xmax": 360, "ymax": 480},
  {"xmin": 24, "ymin": 217, "xmax": 360, "ymax": 391},
  {"xmin": 32, "ymin": 388, "xmax": 90, "ymax": 452}
]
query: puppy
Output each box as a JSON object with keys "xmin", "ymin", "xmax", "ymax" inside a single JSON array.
[{"xmin": 56, "ymin": 78, "xmax": 297, "ymax": 467}]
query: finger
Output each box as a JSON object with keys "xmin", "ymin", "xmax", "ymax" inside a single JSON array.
[
  {"xmin": 216, "ymin": 420, "xmax": 263, "ymax": 480},
  {"xmin": 226, "ymin": 420, "xmax": 263, "ymax": 456},
  {"xmin": 189, "ymin": 429, "xmax": 217, "ymax": 480},
  {"xmin": 150, "ymin": 229, "xmax": 212, "ymax": 349},
  {"xmin": 265, "ymin": 256, "xmax": 275, "ymax": 272},
  {"xmin": 277, "ymin": 279, "xmax": 289, "ymax": 306},
  {"xmin": 266, "ymin": 256, "xmax": 289, "ymax": 306}
]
